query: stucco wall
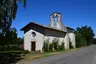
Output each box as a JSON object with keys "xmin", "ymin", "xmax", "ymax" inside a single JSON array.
[
  {"xmin": 44, "ymin": 35, "xmax": 69, "ymax": 49},
  {"xmin": 44, "ymin": 29, "xmax": 69, "ymax": 49},
  {"xmin": 68, "ymin": 33, "xmax": 76, "ymax": 48},
  {"xmin": 44, "ymin": 36, "xmax": 64, "ymax": 44},
  {"xmin": 24, "ymin": 29, "xmax": 44, "ymax": 51},
  {"xmin": 64, "ymin": 33, "xmax": 69, "ymax": 49}
]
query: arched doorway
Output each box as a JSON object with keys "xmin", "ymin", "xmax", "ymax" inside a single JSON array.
[{"xmin": 31, "ymin": 41, "xmax": 36, "ymax": 51}]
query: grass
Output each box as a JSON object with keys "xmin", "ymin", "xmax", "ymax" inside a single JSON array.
[
  {"xmin": 0, "ymin": 50, "xmax": 23, "ymax": 53},
  {"xmin": 21, "ymin": 48, "xmax": 80, "ymax": 61},
  {"xmin": 0, "ymin": 50, "xmax": 25, "ymax": 64}
]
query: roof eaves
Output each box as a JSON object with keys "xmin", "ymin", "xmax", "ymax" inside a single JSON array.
[{"xmin": 20, "ymin": 22, "xmax": 67, "ymax": 33}]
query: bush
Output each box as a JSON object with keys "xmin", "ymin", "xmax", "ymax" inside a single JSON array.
[
  {"xmin": 69, "ymin": 40, "xmax": 73, "ymax": 49},
  {"xmin": 59, "ymin": 41, "xmax": 65, "ymax": 50},
  {"xmin": 23, "ymin": 50, "xmax": 29, "ymax": 54},
  {"xmin": 42, "ymin": 39, "xmax": 49, "ymax": 52},
  {"xmin": 43, "ymin": 38, "xmax": 65, "ymax": 52},
  {"xmin": 52, "ymin": 38, "xmax": 59, "ymax": 50},
  {"xmin": 75, "ymin": 33, "xmax": 87, "ymax": 48},
  {"xmin": 49, "ymin": 43, "xmax": 54, "ymax": 52}
]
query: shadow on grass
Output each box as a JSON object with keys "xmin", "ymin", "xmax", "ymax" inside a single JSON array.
[{"xmin": 0, "ymin": 51, "xmax": 26, "ymax": 64}]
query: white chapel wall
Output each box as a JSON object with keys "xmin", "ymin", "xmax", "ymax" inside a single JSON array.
[
  {"xmin": 44, "ymin": 35, "xmax": 69, "ymax": 49},
  {"xmin": 44, "ymin": 29, "xmax": 70, "ymax": 49},
  {"xmin": 68, "ymin": 33, "xmax": 76, "ymax": 48},
  {"xmin": 24, "ymin": 29, "xmax": 44, "ymax": 51}
]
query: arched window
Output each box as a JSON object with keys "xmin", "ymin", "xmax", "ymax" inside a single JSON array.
[
  {"xmin": 32, "ymin": 32, "xmax": 36, "ymax": 37},
  {"xmin": 54, "ymin": 15, "xmax": 58, "ymax": 24}
]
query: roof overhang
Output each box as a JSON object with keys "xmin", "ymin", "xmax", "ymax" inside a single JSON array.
[{"xmin": 20, "ymin": 22, "xmax": 67, "ymax": 33}]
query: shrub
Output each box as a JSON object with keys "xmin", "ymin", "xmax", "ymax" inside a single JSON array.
[
  {"xmin": 69, "ymin": 40, "xmax": 74, "ymax": 49},
  {"xmin": 23, "ymin": 50, "xmax": 29, "ymax": 54},
  {"xmin": 52, "ymin": 38, "xmax": 59, "ymax": 50},
  {"xmin": 75, "ymin": 33, "xmax": 87, "ymax": 48},
  {"xmin": 43, "ymin": 38, "xmax": 65, "ymax": 52},
  {"xmin": 42, "ymin": 39, "xmax": 49, "ymax": 52},
  {"xmin": 49, "ymin": 43, "xmax": 54, "ymax": 52},
  {"xmin": 59, "ymin": 41, "xmax": 65, "ymax": 50}
]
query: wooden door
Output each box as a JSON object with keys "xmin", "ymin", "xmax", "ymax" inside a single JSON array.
[{"xmin": 31, "ymin": 42, "xmax": 36, "ymax": 51}]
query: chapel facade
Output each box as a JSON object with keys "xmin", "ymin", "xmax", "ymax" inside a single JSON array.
[{"xmin": 21, "ymin": 12, "xmax": 76, "ymax": 51}]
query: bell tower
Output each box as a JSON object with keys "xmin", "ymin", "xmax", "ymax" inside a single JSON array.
[{"xmin": 49, "ymin": 12, "xmax": 67, "ymax": 32}]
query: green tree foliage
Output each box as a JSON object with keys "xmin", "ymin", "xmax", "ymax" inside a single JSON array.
[
  {"xmin": 75, "ymin": 26, "xmax": 94, "ymax": 47},
  {"xmin": 0, "ymin": 0, "xmax": 26, "ymax": 35},
  {"xmin": 75, "ymin": 32, "xmax": 87, "ymax": 48},
  {"xmin": 93, "ymin": 38, "xmax": 96, "ymax": 44},
  {"xmin": 76, "ymin": 26, "xmax": 94, "ymax": 45},
  {"xmin": 6, "ymin": 28, "xmax": 17, "ymax": 45},
  {"xmin": 0, "ymin": 28, "xmax": 18, "ymax": 50},
  {"xmin": 0, "ymin": 0, "xmax": 26, "ymax": 48},
  {"xmin": 0, "ymin": 28, "xmax": 17, "ymax": 46},
  {"xmin": 16, "ymin": 37, "xmax": 24, "ymax": 45}
]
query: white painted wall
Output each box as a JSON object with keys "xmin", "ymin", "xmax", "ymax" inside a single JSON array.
[
  {"xmin": 68, "ymin": 33, "xmax": 76, "ymax": 48},
  {"xmin": 64, "ymin": 33, "xmax": 69, "ymax": 49},
  {"xmin": 24, "ymin": 29, "xmax": 44, "ymax": 51},
  {"xmin": 24, "ymin": 29, "xmax": 75, "ymax": 52},
  {"xmin": 44, "ymin": 34, "xmax": 69, "ymax": 49},
  {"xmin": 44, "ymin": 36, "xmax": 64, "ymax": 43}
]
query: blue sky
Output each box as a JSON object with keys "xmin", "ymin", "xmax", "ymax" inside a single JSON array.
[{"xmin": 11, "ymin": 0, "xmax": 96, "ymax": 37}]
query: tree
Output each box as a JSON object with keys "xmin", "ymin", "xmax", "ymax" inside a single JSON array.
[
  {"xmin": 0, "ymin": 0, "xmax": 26, "ymax": 34},
  {"xmin": 16, "ymin": 37, "xmax": 24, "ymax": 45},
  {"xmin": 75, "ymin": 32, "xmax": 87, "ymax": 48},
  {"xmin": 76, "ymin": 26, "xmax": 95, "ymax": 46},
  {"xmin": 6, "ymin": 28, "xmax": 17, "ymax": 45},
  {"xmin": 0, "ymin": 0, "xmax": 26, "ymax": 47},
  {"xmin": 93, "ymin": 38, "xmax": 96, "ymax": 44},
  {"xmin": 0, "ymin": 28, "xmax": 18, "ymax": 50}
]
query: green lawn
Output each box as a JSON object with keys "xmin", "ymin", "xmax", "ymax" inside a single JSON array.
[
  {"xmin": 22, "ymin": 48, "xmax": 80, "ymax": 61},
  {"xmin": 0, "ymin": 50, "xmax": 25, "ymax": 64}
]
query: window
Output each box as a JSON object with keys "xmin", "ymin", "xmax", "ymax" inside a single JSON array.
[
  {"xmin": 32, "ymin": 32, "xmax": 36, "ymax": 37},
  {"xmin": 54, "ymin": 14, "xmax": 58, "ymax": 24}
]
